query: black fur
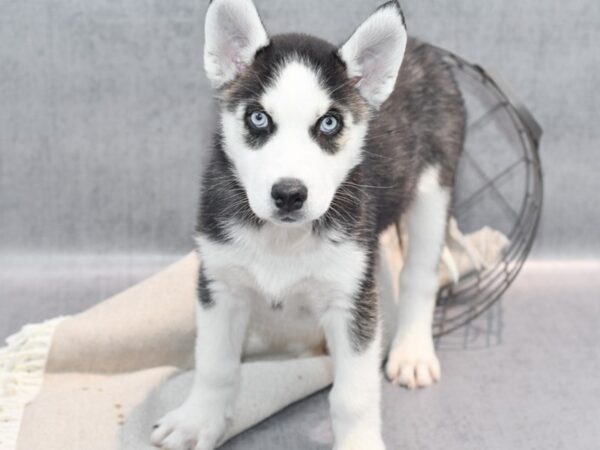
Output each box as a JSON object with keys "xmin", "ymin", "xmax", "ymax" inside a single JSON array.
[
  {"xmin": 349, "ymin": 244, "xmax": 379, "ymax": 350},
  {"xmin": 366, "ymin": 39, "xmax": 465, "ymax": 233},
  {"xmin": 196, "ymin": 134, "xmax": 264, "ymax": 245},
  {"xmin": 198, "ymin": 265, "xmax": 216, "ymax": 309}
]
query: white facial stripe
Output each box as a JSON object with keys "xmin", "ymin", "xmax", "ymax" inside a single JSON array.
[
  {"xmin": 221, "ymin": 57, "xmax": 368, "ymax": 225},
  {"xmin": 262, "ymin": 60, "xmax": 331, "ymax": 127}
]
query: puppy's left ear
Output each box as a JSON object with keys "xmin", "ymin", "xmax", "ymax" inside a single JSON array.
[
  {"xmin": 339, "ymin": 1, "xmax": 408, "ymax": 108},
  {"xmin": 204, "ymin": 0, "xmax": 269, "ymax": 88}
]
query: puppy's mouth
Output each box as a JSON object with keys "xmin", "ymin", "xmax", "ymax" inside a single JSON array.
[{"xmin": 271, "ymin": 211, "xmax": 306, "ymax": 226}]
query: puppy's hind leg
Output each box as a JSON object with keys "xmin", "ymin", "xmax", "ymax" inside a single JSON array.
[{"xmin": 385, "ymin": 166, "xmax": 449, "ymax": 389}]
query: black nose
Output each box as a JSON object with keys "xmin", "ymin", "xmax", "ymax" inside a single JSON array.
[{"xmin": 271, "ymin": 178, "xmax": 308, "ymax": 212}]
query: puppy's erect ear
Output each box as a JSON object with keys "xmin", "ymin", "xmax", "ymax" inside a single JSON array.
[
  {"xmin": 204, "ymin": 0, "xmax": 269, "ymax": 88},
  {"xmin": 339, "ymin": 1, "xmax": 408, "ymax": 108}
]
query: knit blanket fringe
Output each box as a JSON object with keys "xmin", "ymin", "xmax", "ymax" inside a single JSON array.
[{"xmin": 0, "ymin": 318, "xmax": 65, "ymax": 450}]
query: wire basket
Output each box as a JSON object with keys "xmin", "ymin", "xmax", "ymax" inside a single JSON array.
[{"xmin": 432, "ymin": 48, "xmax": 544, "ymax": 338}]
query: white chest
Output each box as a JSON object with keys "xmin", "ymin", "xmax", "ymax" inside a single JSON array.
[{"xmin": 197, "ymin": 223, "xmax": 367, "ymax": 307}]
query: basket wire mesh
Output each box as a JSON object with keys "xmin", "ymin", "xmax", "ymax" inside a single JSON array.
[{"xmin": 432, "ymin": 49, "xmax": 544, "ymax": 338}]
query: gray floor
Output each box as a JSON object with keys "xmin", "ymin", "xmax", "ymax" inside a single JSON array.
[{"xmin": 2, "ymin": 258, "xmax": 599, "ymax": 449}]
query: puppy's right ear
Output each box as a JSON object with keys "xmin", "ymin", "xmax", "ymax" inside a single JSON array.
[{"xmin": 204, "ymin": 0, "xmax": 269, "ymax": 88}]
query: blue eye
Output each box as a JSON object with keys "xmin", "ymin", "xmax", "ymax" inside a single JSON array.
[
  {"xmin": 319, "ymin": 114, "xmax": 341, "ymax": 135},
  {"xmin": 249, "ymin": 110, "xmax": 269, "ymax": 129}
]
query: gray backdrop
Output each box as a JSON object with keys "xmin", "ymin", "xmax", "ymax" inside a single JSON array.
[{"xmin": 1, "ymin": 0, "xmax": 599, "ymax": 259}]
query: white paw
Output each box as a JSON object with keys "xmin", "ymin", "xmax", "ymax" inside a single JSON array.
[
  {"xmin": 151, "ymin": 402, "xmax": 227, "ymax": 450},
  {"xmin": 385, "ymin": 331, "xmax": 440, "ymax": 389}
]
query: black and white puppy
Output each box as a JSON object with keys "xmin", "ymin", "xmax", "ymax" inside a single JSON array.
[{"xmin": 152, "ymin": 0, "xmax": 465, "ymax": 449}]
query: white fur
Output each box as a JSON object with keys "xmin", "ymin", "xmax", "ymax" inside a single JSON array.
[
  {"xmin": 151, "ymin": 283, "xmax": 251, "ymax": 450},
  {"xmin": 190, "ymin": 222, "xmax": 384, "ymax": 449},
  {"xmin": 221, "ymin": 60, "xmax": 367, "ymax": 225},
  {"xmin": 323, "ymin": 312, "xmax": 385, "ymax": 450},
  {"xmin": 204, "ymin": 0, "xmax": 269, "ymax": 88},
  {"xmin": 198, "ymin": 222, "xmax": 366, "ymax": 307},
  {"xmin": 339, "ymin": 3, "xmax": 407, "ymax": 108},
  {"xmin": 386, "ymin": 166, "xmax": 449, "ymax": 389},
  {"xmin": 201, "ymin": 222, "xmax": 388, "ymax": 447}
]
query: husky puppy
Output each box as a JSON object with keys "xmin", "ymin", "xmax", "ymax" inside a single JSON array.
[{"xmin": 151, "ymin": 0, "xmax": 465, "ymax": 449}]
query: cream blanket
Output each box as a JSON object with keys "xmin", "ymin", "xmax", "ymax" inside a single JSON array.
[{"xmin": 0, "ymin": 222, "xmax": 508, "ymax": 450}]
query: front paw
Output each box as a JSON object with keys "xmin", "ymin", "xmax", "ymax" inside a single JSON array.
[
  {"xmin": 151, "ymin": 402, "xmax": 227, "ymax": 450},
  {"xmin": 385, "ymin": 330, "xmax": 440, "ymax": 389}
]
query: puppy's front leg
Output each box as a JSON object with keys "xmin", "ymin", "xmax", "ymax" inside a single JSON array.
[
  {"xmin": 323, "ymin": 289, "xmax": 385, "ymax": 450},
  {"xmin": 151, "ymin": 270, "xmax": 250, "ymax": 450}
]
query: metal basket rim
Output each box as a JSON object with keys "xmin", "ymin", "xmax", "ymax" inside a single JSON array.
[{"xmin": 431, "ymin": 48, "xmax": 544, "ymax": 337}]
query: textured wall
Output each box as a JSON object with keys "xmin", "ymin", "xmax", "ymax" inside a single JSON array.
[{"xmin": 1, "ymin": 0, "xmax": 598, "ymax": 258}]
